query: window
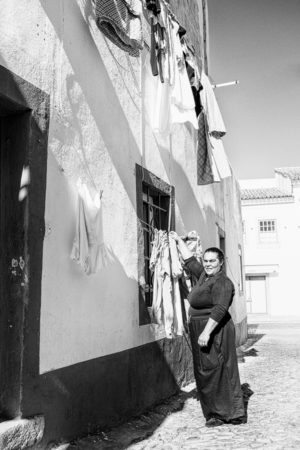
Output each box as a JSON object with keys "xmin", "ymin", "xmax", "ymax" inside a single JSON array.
[
  {"xmin": 136, "ymin": 164, "xmax": 175, "ymax": 324},
  {"xmin": 258, "ymin": 219, "xmax": 277, "ymax": 242},
  {"xmin": 142, "ymin": 184, "xmax": 170, "ymax": 307},
  {"xmin": 259, "ymin": 220, "xmax": 276, "ymax": 233}
]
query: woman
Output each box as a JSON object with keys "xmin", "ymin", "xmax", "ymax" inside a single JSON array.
[{"xmin": 170, "ymin": 232, "xmax": 247, "ymax": 427}]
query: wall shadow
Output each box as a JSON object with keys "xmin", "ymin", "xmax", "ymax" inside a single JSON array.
[
  {"xmin": 39, "ymin": 0, "xmax": 143, "ymax": 208},
  {"xmin": 0, "ymin": 54, "xmax": 193, "ymax": 446},
  {"xmin": 67, "ymin": 388, "xmax": 198, "ymax": 449},
  {"xmin": 0, "ymin": 2, "xmax": 245, "ymax": 447}
]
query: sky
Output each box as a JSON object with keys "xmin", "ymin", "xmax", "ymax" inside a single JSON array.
[{"xmin": 207, "ymin": 0, "xmax": 300, "ymax": 180}]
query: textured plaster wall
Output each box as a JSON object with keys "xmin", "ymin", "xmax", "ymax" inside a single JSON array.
[{"xmin": 0, "ymin": 0, "xmax": 246, "ymax": 373}]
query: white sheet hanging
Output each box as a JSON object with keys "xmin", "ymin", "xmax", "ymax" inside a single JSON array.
[
  {"xmin": 169, "ymin": 20, "xmax": 198, "ymax": 131},
  {"xmin": 200, "ymin": 71, "xmax": 231, "ymax": 180},
  {"xmin": 143, "ymin": 15, "xmax": 198, "ymax": 135},
  {"xmin": 200, "ymin": 72, "xmax": 226, "ymax": 137},
  {"xmin": 210, "ymin": 137, "xmax": 232, "ymax": 179},
  {"xmin": 71, "ymin": 180, "xmax": 107, "ymax": 275},
  {"xmin": 169, "ymin": 234, "xmax": 184, "ymax": 336}
]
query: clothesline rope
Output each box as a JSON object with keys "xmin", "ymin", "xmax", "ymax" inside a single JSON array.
[{"xmin": 102, "ymin": 36, "xmax": 141, "ymax": 112}]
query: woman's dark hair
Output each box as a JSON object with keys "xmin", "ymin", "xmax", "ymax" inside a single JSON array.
[{"xmin": 204, "ymin": 247, "xmax": 225, "ymax": 264}]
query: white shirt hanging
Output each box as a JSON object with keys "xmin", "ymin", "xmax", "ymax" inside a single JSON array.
[{"xmin": 71, "ymin": 180, "xmax": 107, "ymax": 275}]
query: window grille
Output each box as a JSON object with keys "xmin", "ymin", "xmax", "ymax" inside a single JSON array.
[
  {"xmin": 135, "ymin": 164, "xmax": 175, "ymax": 324},
  {"xmin": 142, "ymin": 184, "xmax": 170, "ymax": 307},
  {"xmin": 259, "ymin": 220, "xmax": 276, "ymax": 232}
]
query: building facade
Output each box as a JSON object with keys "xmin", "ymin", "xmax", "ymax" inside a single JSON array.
[
  {"xmin": 0, "ymin": 0, "xmax": 246, "ymax": 446},
  {"xmin": 240, "ymin": 167, "xmax": 300, "ymax": 318}
]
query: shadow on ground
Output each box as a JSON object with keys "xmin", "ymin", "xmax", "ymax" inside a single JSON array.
[
  {"xmin": 63, "ymin": 388, "xmax": 198, "ymax": 450},
  {"xmin": 237, "ymin": 323, "xmax": 265, "ymax": 363},
  {"xmin": 50, "ymin": 328, "xmax": 259, "ymax": 450}
]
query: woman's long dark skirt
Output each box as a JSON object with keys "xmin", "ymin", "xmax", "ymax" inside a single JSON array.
[{"xmin": 188, "ymin": 313, "xmax": 245, "ymax": 421}]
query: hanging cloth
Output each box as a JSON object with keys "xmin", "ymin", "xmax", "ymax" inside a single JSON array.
[
  {"xmin": 197, "ymin": 110, "xmax": 214, "ymax": 185},
  {"xmin": 147, "ymin": 0, "xmax": 174, "ymax": 85},
  {"xmin": 143, "ymin": 50, "xmax": 172, "ymax": 134},
  {"xmin": 71, "ymin": 180, "xmax": 107, "ymax": 275},
  {"xmin": 150, "ymin": 230, "xmax": 164, "ymax": 325},
  {"xmin": 161, "ymin": 238, "xmax": 174, "ymax": 339},
  {"xmin": 169, "ymin": 19, "xmax": 198, "ymax": 131},
  {"xmin": 200, "ymin": 71, "xmax": 231, "ymax": 180},
  {"xmin": 200, "ymin": 71, "xmax": 226, "ymax": 137},
  {"xmin": 94, "ymin": 0, "xmax": 143, "ymax": 57},
  {"xmin": 169, "ymin": 234, "xmax": 184, "ymax": 336},
  {"xmin": 145, "ymin": 0, "xmax": 161, "ymax": 15},
  {"xmin": 210, "ymin": 136, "xmax": 232, "ymax": 179}
]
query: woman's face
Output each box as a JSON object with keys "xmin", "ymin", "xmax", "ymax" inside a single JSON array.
[{"xmin": 203, "ymin": 251, "xmax": 223, "ymax": 276}]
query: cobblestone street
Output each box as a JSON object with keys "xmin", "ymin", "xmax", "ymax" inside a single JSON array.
[{"xmin": 68, "ymin": 322, "xmax": 300, "ymax": 450}]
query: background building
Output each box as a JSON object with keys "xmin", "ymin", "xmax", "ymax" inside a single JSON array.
[
  {"xmin": 0, "ymin": 0, "xmax": 246, "ymax": 447},
  {"xmin": 240, "ymin": 167, "xmax": 300, "ymax": 319}
]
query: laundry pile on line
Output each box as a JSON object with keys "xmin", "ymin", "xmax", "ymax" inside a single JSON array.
[{"xmin": 149, "ymin": 229, "xmax": 202, "ymax": 338}]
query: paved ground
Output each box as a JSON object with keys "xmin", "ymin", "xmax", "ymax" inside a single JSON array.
[{"xmin": 62, "ymin": 322, "xmax": 300, "ymax": 450}]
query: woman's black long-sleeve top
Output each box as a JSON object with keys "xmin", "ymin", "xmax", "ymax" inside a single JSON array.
[{"xmin": 184, "ymin": 257, "xmax": 235, "ymax": 323}]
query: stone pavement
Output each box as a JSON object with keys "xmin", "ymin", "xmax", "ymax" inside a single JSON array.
[{"xmin": 62, "ymin": 322, "xmax": 300, "ymax": 450}]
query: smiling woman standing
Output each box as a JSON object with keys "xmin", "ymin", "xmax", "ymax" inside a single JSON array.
[{"xmin": 170, "ymin": 232, "xmax": 246, "ymax": 427}]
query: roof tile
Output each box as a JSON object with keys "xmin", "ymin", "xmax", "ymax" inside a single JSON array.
[{"xmin": 241, "ymin": 187, "xmax": 293, "ymax": 200}]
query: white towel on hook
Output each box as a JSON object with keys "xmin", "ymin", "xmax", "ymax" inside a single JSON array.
[{"xmin": 71, "ymin": 180, "xmax": 107, "ymax": 275}]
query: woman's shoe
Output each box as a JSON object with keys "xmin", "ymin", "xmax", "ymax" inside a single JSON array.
[
  {"xmin": 205, "ymin": 417, "xmax": 224, "ymax": 427},
  {"xmin": 230, "ymin": 416, "xmax": 247, "ymax": 425},
  {"xmin": 241, "ymin": 383, "xmax": 254, "ymax": 399}
]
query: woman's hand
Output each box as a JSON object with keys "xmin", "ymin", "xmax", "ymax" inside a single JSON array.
[
  {"xmin": 169, "ymin": 231, "xmax": 193, "ymax": 260},
  {"xmin": 198, "ymin": 331, "xmax": 210, "ymax": 347},
  {"xmin": 169, "ymin": 231, "xmax": 179, "ymax": 242}
]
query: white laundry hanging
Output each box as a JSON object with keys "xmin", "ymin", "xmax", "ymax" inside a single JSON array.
[
  {"xmin": 169, "ymin": 19, "xmax": 198, "ymax": 131},
  {"xmin": 200, "ymin": 71, "xmax": 231, "ymax": 180},
  {"xmin": 169, "ymin": 234, "xmax": 184, "ymax": 336},
  {"xmin": 149, "ymin": 229, "xmax": 186, "ymax": 338},
  {"xmin": 200, "ymin": 71, "xmax": 226, "ymax": 137},
  {"xmin": 143, "ymin": 13, "xmax": 198, "ymax": 135},
  {"xmin": 210, "ymin": 136, "xmax": 232, "ymax": 179},
  {"xmin": 71, "ymin": 180, "xmax": 107, "ymax": 275}
]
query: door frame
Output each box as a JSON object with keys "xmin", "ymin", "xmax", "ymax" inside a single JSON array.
[
  {"xmin": 0, "ymin": 65, "xmax": 49, "ymax": 418},
  {"xmin": 246, "ymin": 273, "xmax": 269, "ymax": 314}
]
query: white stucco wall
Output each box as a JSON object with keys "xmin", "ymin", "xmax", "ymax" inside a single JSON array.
[{"xmin": 0, "ymin": 0, "xmax": 246, "ymax": 373}]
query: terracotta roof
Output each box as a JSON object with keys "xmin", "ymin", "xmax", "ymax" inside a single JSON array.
[
  {"xmin": 241, "ymin": 188, "xmax": 293, "ymax": 200},
  {"xmin": 274, "ymin": 167, "xmax": 300, "ymax": 181}
]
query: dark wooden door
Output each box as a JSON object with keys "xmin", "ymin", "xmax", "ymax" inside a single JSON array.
[{"xmin": 0, "ymin": 110, "xmax": 30, "ymax": 418}]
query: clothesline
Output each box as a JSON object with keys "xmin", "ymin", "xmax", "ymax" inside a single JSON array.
[{"xmin": 102, "ymin": 36, "xmax": 141, "ymax": 112}]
